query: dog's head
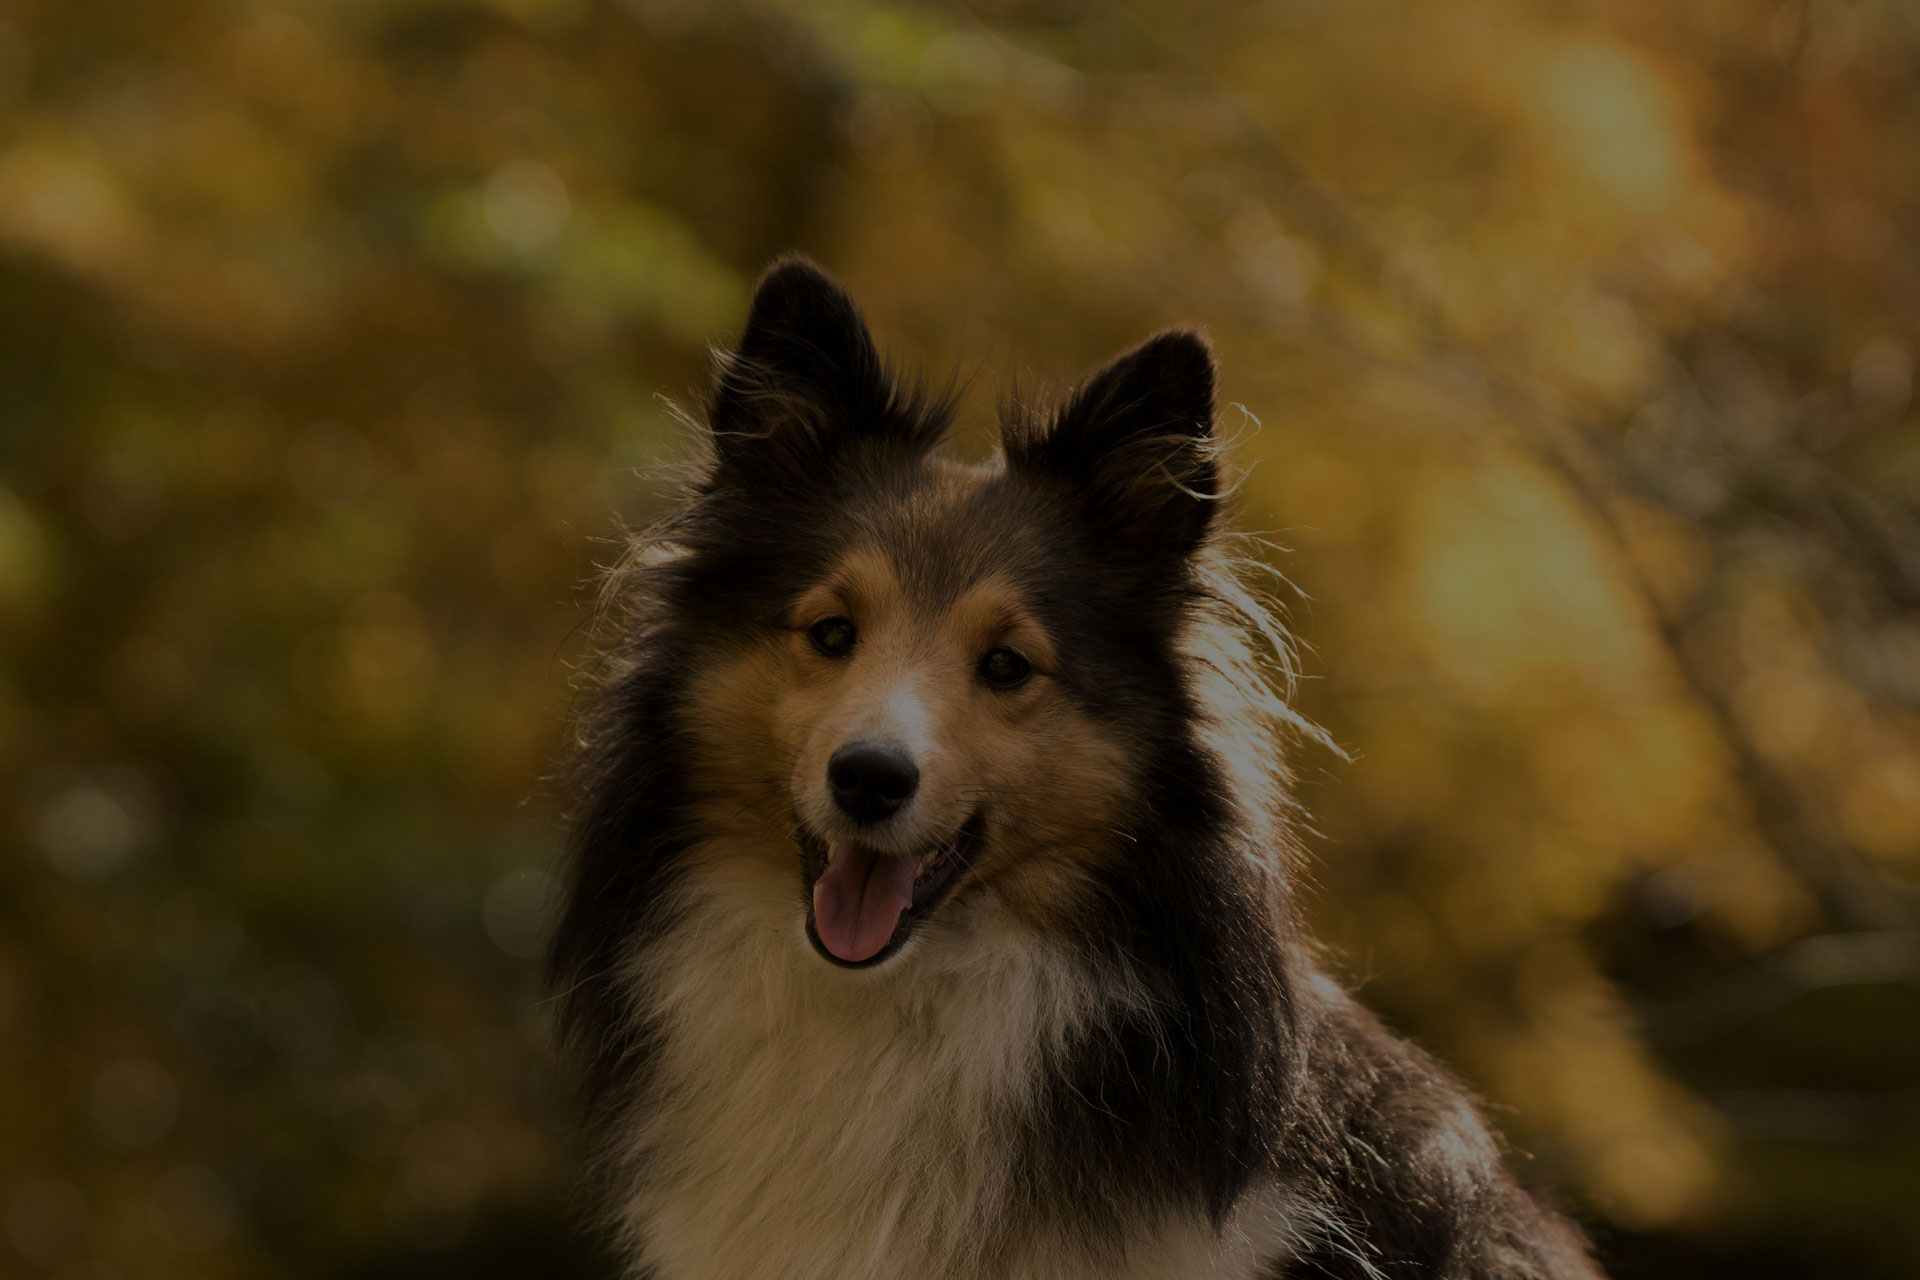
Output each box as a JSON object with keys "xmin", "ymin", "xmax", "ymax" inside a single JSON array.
[{"xmin": 654, "ymin": 258, "xmax": 1257, "ymax": 969}]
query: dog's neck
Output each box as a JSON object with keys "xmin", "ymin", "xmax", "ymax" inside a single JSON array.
[{"xmin": 608, "ymin": 839, "xmax": 1109, "ymax": 1276}]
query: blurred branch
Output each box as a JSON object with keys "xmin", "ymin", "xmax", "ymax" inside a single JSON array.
[
  {"xmin": 1448, "ymin": 380, "xmax": 1913, "ymax": 933},
  {"xmin": 1711, "ymin": 1087, "xmax": 1920, "ymax": 1146},
  {"xmin": 1099, "ymin": 6, "xmax": 1919, "ymax": 933},
  {"xmin": 1640, "ymin": 930, "xmax": 1920, "ymax": 1043}
]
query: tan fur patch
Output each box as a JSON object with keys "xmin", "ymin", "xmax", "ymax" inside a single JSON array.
[{"xmin": 681, "ymin": 545, "xmax": 1136, "ymax": 948}]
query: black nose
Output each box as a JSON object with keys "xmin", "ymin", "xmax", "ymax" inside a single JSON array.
[{"xmin": 828, "ymin": 742, "xmax": 920, "ymax": 826}]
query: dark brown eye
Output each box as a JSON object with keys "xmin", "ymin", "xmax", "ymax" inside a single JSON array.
[
  {"xmin": 809, "ymin": 616, "xmax": 857, "ymax": 657},
  {"xmin": 978, "ymin": 647, "xmax": 1032, "ymax": 690}
]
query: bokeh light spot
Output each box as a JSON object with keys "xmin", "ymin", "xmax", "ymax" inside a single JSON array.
[
  {"xmin": 402, "ymin": 1122, "xmax": 490, "ymax": 1211},
  {"xmin": 1850, "ymin": 337, "xmax": 1912, "ymax": 419},
  {"xmin": 1534, "ymin": 43, "xmax": 1684, "ymax": 214},
  {"xmin": 150, "ymin": 1165, "xmax": 235, "ymax": 1251},
  {"xmin": 2, "ymin": 1180, "xmax": 85, "ymax": 1268},
  {"xmin": 483, "ymin": 869, "xmax": 559, "ymax": 960},
  {"xmin": 36, "ymin": 774, "xmax": 151, "ymax": 881},
  {"xmin": 89, "ymin": 1057, "xmax": 179, "ymax": 1150},
  {"xmin": 484, "ymin": 160, "xmax": 570, "ymax": 254}
]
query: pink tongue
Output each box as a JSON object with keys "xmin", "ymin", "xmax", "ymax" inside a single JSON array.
[{"xmin": 812, "ymin": 843, "xmax": 917, "ymax": 963}]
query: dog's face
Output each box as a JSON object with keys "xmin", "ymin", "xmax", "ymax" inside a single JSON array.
[
  {"xmin": 775, "ymin": 548, "xmax": 1095, "ymax": 967},
  {"xmin": 667, "ymin": 260, "xmax": 1224, "ymax": 969}
]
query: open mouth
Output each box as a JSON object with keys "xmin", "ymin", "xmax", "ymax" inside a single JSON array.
[{"xmin": 798, "ymin": 813, "xmax": 983, "ymax": 968}]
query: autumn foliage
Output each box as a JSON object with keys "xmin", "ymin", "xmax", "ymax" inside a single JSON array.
[{"xmin": 2, "ymin": 2, "xmax": 1916, "ymax": 1277}]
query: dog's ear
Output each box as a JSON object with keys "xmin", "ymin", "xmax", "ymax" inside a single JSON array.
[
  {"xmin": 705, "ymin": 256, "xmax": 943, "ymax": 477},
  {"xmin": 1009, "ymin": 330, "xmax": 1221, "ymax": 555}
]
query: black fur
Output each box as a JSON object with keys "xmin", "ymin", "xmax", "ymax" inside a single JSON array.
[
  {"xmin": 550, "ymin": 257, "xmax": 1603, "ymax": 1279},
  {"xmin": 1007, "ymin": 327, "xmax": 1223, "ymax": 556},
  {"xmin": 706, "ymin": 255, "xmax": 954, "ymax": 483}
]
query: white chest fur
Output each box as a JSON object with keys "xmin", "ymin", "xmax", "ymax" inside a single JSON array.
[{"xmin": 611, "ymin": 854, "xmax": 1299, "ymax": 1280}]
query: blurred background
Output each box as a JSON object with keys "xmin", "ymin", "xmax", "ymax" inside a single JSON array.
[{"xmin": 3, "ymin": 0, "xmax": 1918, "ymax": 1276}]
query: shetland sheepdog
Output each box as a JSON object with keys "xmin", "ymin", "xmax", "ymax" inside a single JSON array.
[{"xmin": 550, "ymin": 257, "xmax": 1603, "ymax": 1279}]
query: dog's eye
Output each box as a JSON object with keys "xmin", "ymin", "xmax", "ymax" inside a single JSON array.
[
  {"xmin": 978, "ymin": 647, "xmax": 1032, "ymax": 690},
  {"xmin": 809, "ymin": 616, "xmax": 857, "ymax": 657}
]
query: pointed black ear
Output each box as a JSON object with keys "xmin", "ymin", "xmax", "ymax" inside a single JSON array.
[
  {"xmin": 1009, "ymin": 330, "xmax": 1221, "ymax": 554},
  {"xmin": 706, "ymin": 256, "xmax": 943, "ymax": 475}
]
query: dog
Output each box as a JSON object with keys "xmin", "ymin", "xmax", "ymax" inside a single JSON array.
[{"xmin": 549, "ymin": 256, "xmax": 1604, "ymax": 1279}]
